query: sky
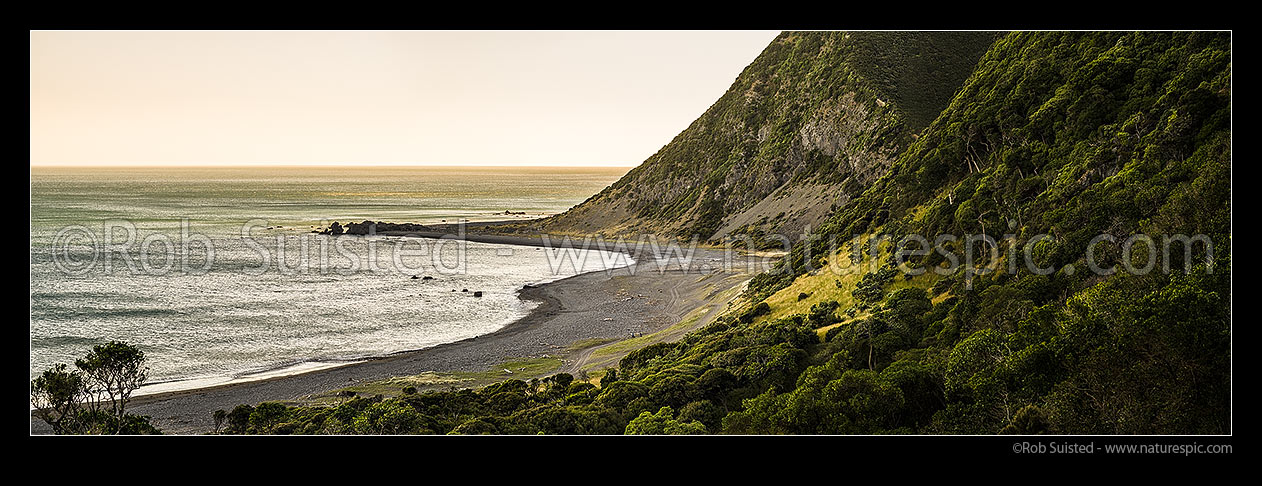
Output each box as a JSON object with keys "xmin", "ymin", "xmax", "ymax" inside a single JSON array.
[{"xmin": 29, "ymin": 30, "xmax": 780, "ymax": 167}]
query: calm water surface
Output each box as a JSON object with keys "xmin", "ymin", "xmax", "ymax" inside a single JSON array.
[{"xmin": 29, "ymin": 166, "xmax": 629, "ymax": 393}]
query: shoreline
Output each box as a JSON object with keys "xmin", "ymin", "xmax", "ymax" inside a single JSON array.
[
  {"xmin": 33, "ymin": 232, "xmax": 752, "ymax": 435},
  {"xmin": 87, "ymin": 259, "xmax": 576, "ymax": 409},
  {"xmin": 115, "ymin": 231, "xmax": 636, "ymax": 400}
]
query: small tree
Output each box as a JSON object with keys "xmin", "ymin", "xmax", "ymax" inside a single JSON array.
[
  {"xmin": 1000, "ymin": 404, "xmax": 1051, "ymax": 435},
  {"xmin": 599, "ymin": 368, "xmax": 618, "ymax": 387},
  {"xmin": 30, "ymin": 364, "xmax": 87, "ymax": 434},
  {"xmin": 549, "ymin": 373, "xmax": 574, "ymax": 389},
  {"xmin": 32, "ymin": 341, "xmax": 156, "ymax": 435},
  {"xmin": 75, "ymin": 341, "xmax": 148, "ymax": 426},
  {"xmin": 224, "ymin": 404, "xmax": 254, "ymax": 434},
  {"xmin": 212, "ymin": 409, "xmax": 228, "ymax": 434},
  {"xmin": 248, "ymin": 402, "xmax": 290, "ymax": 433}
]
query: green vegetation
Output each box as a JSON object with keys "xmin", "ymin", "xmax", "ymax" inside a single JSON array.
[
  {"xmin": 625, "ymin": 406, "xmax": 708, "ymax": 435},
  {"xmin": 304, "ymin": 356, "xmax": 565, "ymax": 404},
  {"xmin": 844, "ymin": 32, "xmax": 1004, "ymax": 130},
  {"xmin": 745, "ymin": 31, "xmax": 1231, "ymax": 434},
  {"xmin": 455, "ymin": 357, "xmax": 564, "ymax": 383},
  {"xmin": 30, "ymin": 341, "xmax": 160, "ymax": 434},
  {"xmin": 218, "ymin": 32, "xmax": 1230, "ymax": 435}
]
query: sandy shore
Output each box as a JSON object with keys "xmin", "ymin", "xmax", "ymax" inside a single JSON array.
[{"xmin": 32, "ymin": 232, "xmax": 761, "ymax": 435}]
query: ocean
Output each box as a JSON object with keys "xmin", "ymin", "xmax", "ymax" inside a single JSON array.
[{"xmin": 29, "ymin": 166, "xmax": 630, "ymax": 394}]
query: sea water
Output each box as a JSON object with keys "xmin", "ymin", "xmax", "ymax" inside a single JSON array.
[{"xmin": 29, "ymin": 166, "xmax": 629, "ymax": 394}]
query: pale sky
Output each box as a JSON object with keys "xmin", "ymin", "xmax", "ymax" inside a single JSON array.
[{"xmin": 29, "ymin": 30, "xmax": 779, "ymax": 167}]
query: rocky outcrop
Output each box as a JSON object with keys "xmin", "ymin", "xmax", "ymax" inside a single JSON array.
[{"xmin": 319, "ymin": 221, "xmax": 433, "ymax": 235}]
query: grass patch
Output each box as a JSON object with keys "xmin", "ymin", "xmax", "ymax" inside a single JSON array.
[
  {"xmin": 758, "ymin": 235, "xmax": 872, "ymax": 322},
  {"xmin": 889, "ymin": 271, "xmax": 945, "ymax": 293},
  {"xmin": 310, "ymin": 356, "xmax": 564, "ymax": 405},
  {"xmin": 452, "ymin": 356, "xmax": 564, "ymax": 382},
  {"xmin": 760, "ymin": 268, "xmax": 863, "ymax": 322},
  {"xmin": 813, "ymin": 313, "xmax": 870, "ymax": 342},
  {"xmin": 908, "ymin": 201, "xmax": 933, "ymax": 223},
  {"xmin": 758, "ymin": 233, "xmax": 945, "ymax": 324},
  {"xmin": 566, "ymin": 337, "xmax": 618, "ymax": 352},
  {"xmin": 582, "ymin": 368, "xmax": 608, "ymax": 385}
]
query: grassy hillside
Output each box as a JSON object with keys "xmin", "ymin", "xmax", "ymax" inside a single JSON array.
[
  {"xmin": 509, "ymin": 31, "xmax": 998, "ymax": 244},
  {"xmin": 217, "ymin": 32, "xmax": 1230, "ymax": 435}
]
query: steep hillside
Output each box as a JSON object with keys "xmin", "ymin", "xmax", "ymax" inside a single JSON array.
[
  {"xmin": 511, "ymin": 31, "xmax": 998, "ymax": 244},
  {"xmin": 216, "ymin": 32, "xmax": 1230, "ymax": 436},
  {"xmin": 736, "ymin": 31, "xmax": 1231, "ymax": 434}
]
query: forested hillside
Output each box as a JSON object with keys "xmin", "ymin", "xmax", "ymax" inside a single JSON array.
[
  {"xmin": 736, "ymin": 31, "xmax": 1231, "ymax": 434},
  {"xmin": 219, "ymin": 32, "xmax": 1230, "ymax": 435}
]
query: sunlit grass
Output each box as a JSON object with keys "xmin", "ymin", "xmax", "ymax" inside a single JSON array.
[
  {"xmin": 757, "ymin": 234, "xmax": 873, "ymax": 323},
  {"xmin": 756, "ymin": 230, "xmax": 945, "ymax": 325},
  {"xmin": 307, "ymin": 356, "xmax": 564, "ymax": 404}
]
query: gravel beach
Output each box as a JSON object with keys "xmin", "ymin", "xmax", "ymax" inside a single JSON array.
[{"xmin": 32, "ymin": 233, "xmax": 761, "ymax": 435}]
